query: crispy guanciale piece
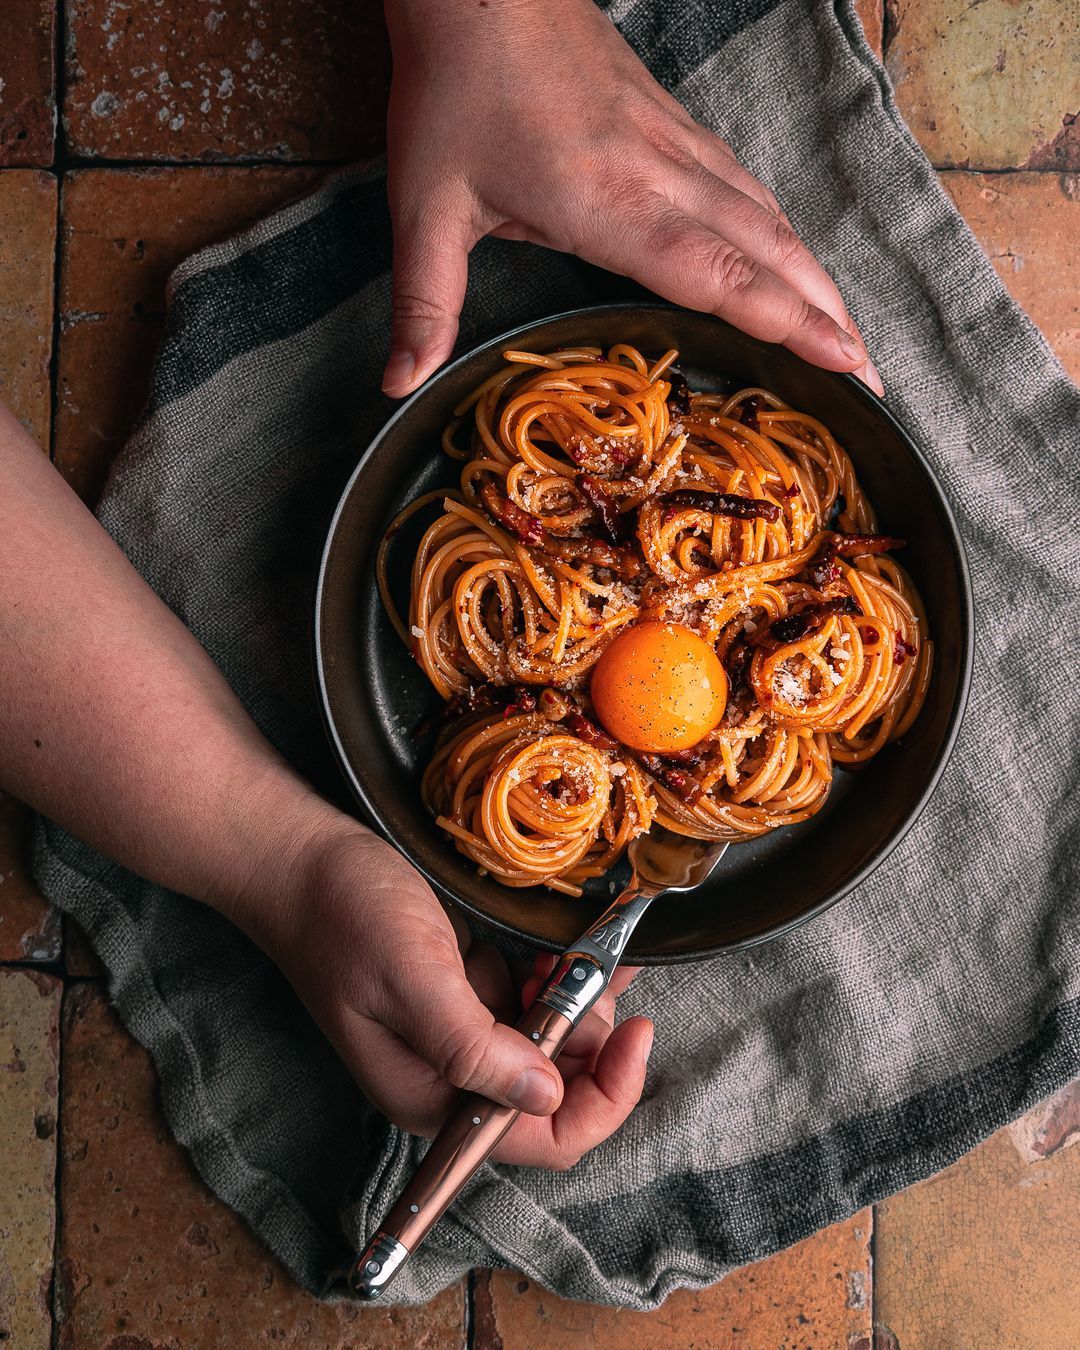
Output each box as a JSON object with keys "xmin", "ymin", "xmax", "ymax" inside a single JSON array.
[
  {"xmin": 724, "ymin": 638, "xmax": 753, "ymax": 691},
  {"xmin": 737, "ymin": 394, "xmax": 765, "ymax": 432},
  {"xmin": 665, "ymin": 368, "xmax": 692, "ymax": 419},
  {"xmin": 639, "ymin": 753, "xmax": 704, "ymax": 803},
  {"xmin": 767, "ymin": 596, "xmax": 863, "ymax": 644},
  {"xmin": 477, "ymin": 480, "xmax": 642, "ymax": 575},
  {"xmin": 807, "ymin": 543, "xmax": 842, "ymax": 588},
  {"xmin": 563, "ymin": 709, "xmax": 621, "ymax": 754},
  {"xmin": 480, "ymin": 480, "xmax": 642, "ymax": 578},
  {"xmin": 648, "ymin": 740, "xmax": 709, "ymax": 767},
  {"xmin": 540, "ymin": 533, "xmax": 644, "ymax": 581},
  {"xmin": 422, "ymin": 682, "xmax": 534, "ymax": 736},
  {"xmin": 832, "ymin": 532, "xmax": 906, "ymax": 556},
  {"xmin": 479, "ymin": 483, "xmax": 545, "ymax": 547},
  {"xmin": 663, "ymin": 489, "xmax": 780, "ymax": 523},
  {"xmin": 808, "ymin": 531, "xmax": 906, "ymax": 588},
  {"xmin": 576, "ymin": 472, "xmax": 628, "ymax": 543}
]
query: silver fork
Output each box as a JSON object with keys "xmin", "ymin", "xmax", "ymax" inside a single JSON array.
[{"xmin": 352, "ymin": 825, "xmax": 729, "ymax": 1299}]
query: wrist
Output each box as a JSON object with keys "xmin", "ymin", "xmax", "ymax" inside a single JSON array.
[{"xmin": 196, "ymin": 760, "xmax": 360, "ymax": 950}]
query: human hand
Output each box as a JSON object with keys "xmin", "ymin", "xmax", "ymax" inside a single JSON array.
[
  {"xmin": 250, "ymin": 821, "xmax": 653, "ymax": 1167},
  {"xmin": 381, "ymin": 0, "xmax": 882, "ymax": 398}
]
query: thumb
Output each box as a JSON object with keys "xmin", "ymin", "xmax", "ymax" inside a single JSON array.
[
  {"xmin": 380, "ymin": 939, "xmax": 565, "ymax": 1116},
  {"xmin": 383, "ymin": 200, "xmax": 474, "ymax": 398}
]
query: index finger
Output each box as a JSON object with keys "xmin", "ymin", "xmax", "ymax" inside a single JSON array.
[{"xmin": 670, "ymin": 165, "xmax": 884, "ymax": 394}]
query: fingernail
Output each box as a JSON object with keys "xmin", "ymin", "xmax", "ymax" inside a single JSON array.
[
  {"xmin": 382, "ymin": 348, "xmax": 415, "ymax": 395},
  {"xmin": 865, "ymin": 358, "xmax": 885, "ymax": 396},
  {"xmin": 509, "ymin": 1067, "xmax": 559, "ymax": 1114},
  {"xmin": 837, "ymin": 328, "xmax": 867, "ymax": 362},
  {"xmin": 641, "ymin": 1022, "xmax": 655, "ymax": 1065}
]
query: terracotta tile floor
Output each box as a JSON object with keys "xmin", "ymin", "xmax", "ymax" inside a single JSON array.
[{"xmin": 1, "ymin": 0, "xmax": 1078, "ymax": 1344}]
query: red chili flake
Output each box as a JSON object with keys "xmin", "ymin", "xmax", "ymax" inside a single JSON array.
[
  {"xmin": 783, "ymin": 482, "xmax": 800, "ymax": 498},
  {"xmin": 608, "ymin": 442, "xmax": 632, "ymax": 466},
  {"xmin": 502, "ymin": 689, "xmax": 538, "ymax": 718},
  {"xmin": 894, "ymin": 633, "xmax": 916, "ymax": 664},
  {"xmin": 862, "ymin": 626, "xmax": 880, "ymax": 644}
]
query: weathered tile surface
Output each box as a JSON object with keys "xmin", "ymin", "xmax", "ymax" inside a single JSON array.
[
  {"xmin": 0, "ymin": 968, "xmax": 61, "ymax": 1349},
  {"xmin": 875, "ymin": 1098, "xmax": 1080, "ymax": 1348},
  {"xmin": 0, "ymin": 167, "xmax": 57, "ymax": 445},
  {"xmin": 0, "ymin": 168, "xmax": 60, "ymax": 964},
  {"xmin": 1008, "ymin": 1078, "xmax": 1080, "ymax": 1164},
  {"xmin": 942, "ymin": 169, "xmax": 1079, "ymax": 380},
  {"xmin": 55, "ymin": 165, "xmax": 324, "ymax": 502},
  {"xmin": 64, "ymin": 0, "xmax": 389, "ymax": 162},
  {"xmin": 0, "ymin": 791, "xmax": 60, "ymax": 963},
  {"xmin": 57, "ymin": 983, "xmax": 467, "ymax": 1347},
  {"xmin": 886, "ymin": 0, "xmax": 1080, "ymax": 170},
  {"xmin": 475, "ymin": 1211, "xmax": 871, "ymax": 1348},
  {"xmin": 0, "ymin": 0, "xmax": 56, "ymax": 165}
]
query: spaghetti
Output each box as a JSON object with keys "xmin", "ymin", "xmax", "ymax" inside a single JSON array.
[{"xmin": 378, "ymin": 344, "xmax": 932, "ymax": 896}]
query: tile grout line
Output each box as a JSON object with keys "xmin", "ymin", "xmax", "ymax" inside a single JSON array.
[
  {"xmin": 46, "ymin": 0, "xmax": 67, "ymax": 466},
  {"xmin": 36, "ymin": 155, "xmax": 1075, "ymax": 177},
  {"xmin": 465, "ymin": 1267, "xmax": 476, "ymax": 1348},
  {"xmin": 48, "ymin": 984, "xmax": 68, "ymax": 1350},
  {"xmin": 58, "ymin": 154, "xmax": 357, "ymax": 171},
  {"xmin": 868, "ymin": 1202, "xmax": 878, "ymax": 1343},
  {"xmin": 881, "ymin": 0, "xmax": 897, "ymax": 66},
  {"xmin": 47, "ymin": 172, "xmax": 62, "ymax": 467},
  {"xmin": 932, "ymin": 164, "xmax": 1076, "ymax": 177}
]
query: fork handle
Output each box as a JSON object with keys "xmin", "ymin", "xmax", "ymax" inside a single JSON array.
[{"xmin": 351, "ymin": 952, "xmax": 609, "ymax": 1298}]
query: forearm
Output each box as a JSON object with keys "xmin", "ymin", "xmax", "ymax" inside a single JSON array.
[{"xmin": 0, "ymin": 405, "xmax": 346, "ymax": 927}]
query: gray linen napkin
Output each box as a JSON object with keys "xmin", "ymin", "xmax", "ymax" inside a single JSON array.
[{"xmin": 34, "ymin": 0, "xmax": 1080, "ymax": 1307}]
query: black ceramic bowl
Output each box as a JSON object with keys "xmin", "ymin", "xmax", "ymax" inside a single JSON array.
[{"xmin": 316, "ymin": 304, "xmax": 972, "ymax": 962}]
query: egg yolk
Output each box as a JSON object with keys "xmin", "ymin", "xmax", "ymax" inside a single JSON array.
[{"xmin": 590, "ymin": 621, "xmax": 728, "ymax": 753}]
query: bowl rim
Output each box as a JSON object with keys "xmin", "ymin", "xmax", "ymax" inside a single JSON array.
[{"xmin": 315, "ymin": 301, "xmax": 975, "ymax": 962}]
